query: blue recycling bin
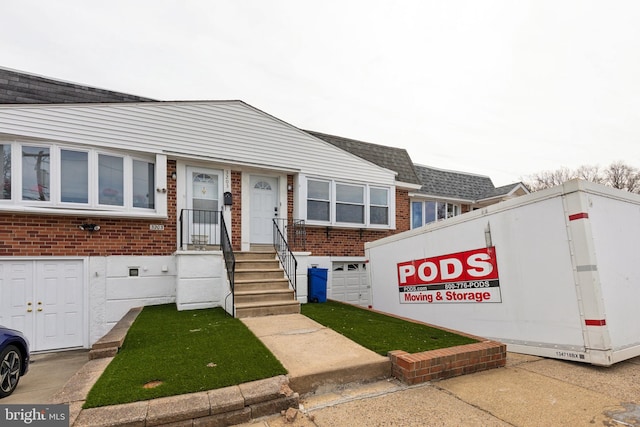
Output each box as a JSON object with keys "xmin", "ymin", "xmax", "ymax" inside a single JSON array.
[{"xmin": 308, "ymin": 268, "xmax": 328, "ymax": 303}]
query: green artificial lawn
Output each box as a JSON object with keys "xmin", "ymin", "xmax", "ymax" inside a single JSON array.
[
  {"xmin": 83, "ymin": 304, "xmax": 286, "ymax": 408},
  {"xmin": 302, "ymin": 300, "xmax": 477, "ymax": 355}
]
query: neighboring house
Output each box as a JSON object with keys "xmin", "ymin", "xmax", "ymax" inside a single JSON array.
[{"xmin": 410, "ymin": 164, "xmax": 529, "ymax": 229}]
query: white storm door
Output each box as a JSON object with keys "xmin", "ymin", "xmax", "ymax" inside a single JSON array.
[
  {"xmin": 0, "ymin": 260, "xmax": 84, "ymax": 351},
  {"xmin": 186, "ymin": 167, "xmax": 222, "ymax": 245},
  {"xmin": 35, "ymin": 261, "xmax": 84, "ymax": 350},
  {"xmin": 250, "ymin": 176, "xmax": 278, "ymax": 244}
]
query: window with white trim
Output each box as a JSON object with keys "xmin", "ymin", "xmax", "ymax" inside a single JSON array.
[
  {"xmin": 370, "ymin": 187, "xmax": 389, "ymax": 225},
  {"xmin": 0, "ymin": 141, "xmax": 157, "ymax": 212},
  {"xmin": 411, "ymin": 200, "xmax": 460, "ymax": 228},
  {"xmin": 336, "ymin": 183, "xmax": 364, "ymax": 224},
  {"xmin": 306, "ymin": 178, "xmax": 392, "ymax": 227},
  {"xmin": 307, "ymin": 179, "xmax": 330, "ymax": 222}
]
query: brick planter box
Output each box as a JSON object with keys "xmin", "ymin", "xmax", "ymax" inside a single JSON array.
[{"xmin": 389, "ymin": 340, "xmax": 507, "ymax": 385}]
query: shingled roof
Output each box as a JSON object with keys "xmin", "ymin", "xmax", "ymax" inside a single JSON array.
[
  {"xmin": 305, "ymin": 130, "xmax": 422, "ymax": 186},
  {"xmin": 0, "ymin": 67, "xmax": 154, "ymax": 104},
  {"xmin": 414, "ymin": 164, "xmax": 522, "ymax": 201}
]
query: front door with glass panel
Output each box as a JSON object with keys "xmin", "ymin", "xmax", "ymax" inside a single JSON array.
[
  {"xmin": 186, "ymin": 167, "xmax": 222, "ymax": 247},
  {"xmin": 250, "ymin": 176, "xmax": 278, "ymax": 244}
]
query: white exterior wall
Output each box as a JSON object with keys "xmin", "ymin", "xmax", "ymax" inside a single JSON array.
[
  {"xmin": 175, "ymin": 252, "xmax": 226, "ymax": 311},
  {"xmin": 366, "ymin": 180, "xmax": 640, "ymax": 365},
  {"xmin": 88, "ymin": 255, "xmax": 176, "ymax": 345}
]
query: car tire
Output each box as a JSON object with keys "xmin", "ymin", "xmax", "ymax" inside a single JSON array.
[{"xmin": 0, "ymin": 345, "xmax": 22, "ymax": 398}]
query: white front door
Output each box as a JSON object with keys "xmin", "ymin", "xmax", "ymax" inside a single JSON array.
[
  {"xmin": 0, "ymin": 260, "xmax": 85, "ymax": 351},
  {"xmin": 250, "ymin": 176, "xmax": 278, "ymax": 244},
  {"xmin": 186, "ymin": 167, "xmax": 222, "ymax": 246}
]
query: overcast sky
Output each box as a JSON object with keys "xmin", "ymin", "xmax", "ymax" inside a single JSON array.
[{"xmin": 2, "ymin": 1, "xmax": 639, "ymax": 185}]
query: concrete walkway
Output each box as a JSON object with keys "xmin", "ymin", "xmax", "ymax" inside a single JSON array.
[{"xmin": 241, "ymin": 314, "xmax": 391, "ymax": 394}]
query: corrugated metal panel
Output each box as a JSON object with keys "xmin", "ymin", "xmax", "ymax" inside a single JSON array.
[{"xmin": 0, "ymin": 101, "xmax": 395, "ymax": 185}]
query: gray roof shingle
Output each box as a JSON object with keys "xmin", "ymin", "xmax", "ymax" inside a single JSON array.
[
  {"xmin": 305, "ymin": 130, "xmax": 422, "ymax": 186},
  {"xmin": 414, "ymin": 164, "xmax": 497, "ymax": 200},
  {"xmin": 0, "ymin": 67, "xmax": 154, "ymax": 104}
]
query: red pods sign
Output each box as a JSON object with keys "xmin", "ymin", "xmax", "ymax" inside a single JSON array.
[{"xmin": 397, "ymin": 247, "xmax": 501, "ymax": 304}]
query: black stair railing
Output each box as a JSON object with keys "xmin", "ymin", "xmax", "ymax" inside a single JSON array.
[
  {"xmin": 179, "ymin": 209, "xmax": 220, "ymax": 249},
  {"xmin": 220, "ymin": 211, "xmax": 235, "ymax": 316},
  {"xmin": 273, "ymin": 219, "xmax": 297, "ymax": 298}
]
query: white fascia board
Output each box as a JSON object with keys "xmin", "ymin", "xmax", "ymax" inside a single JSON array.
[
  {"xmin": 396, "ymin": 181, "xmax": 423, "ymax": 191},
  {"xmin": 408, "ymin": 192, "xmax": 474, "ymax": 204}
]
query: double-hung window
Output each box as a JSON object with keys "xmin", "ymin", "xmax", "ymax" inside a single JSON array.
[
  {"xmin": 336, "ymin": 183, "xmax": 364, "ymax": 224},
  {"xmin": 370, "ymin": 187, "xmax": 389, "ymax": 225},
  {"xmin": 61, "ymin": 149, "xmax": 89, "ymax": 203},
  {"xmin": 307, "ymin": 179, "xmax": 330, "ymax": 222},
  {"xmin": 306, "ymin": 178, "xmax": 392, "ymax": 228}
]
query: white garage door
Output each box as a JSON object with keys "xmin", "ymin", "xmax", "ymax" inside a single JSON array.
[
  {"xmin": 331, "ymin": 262, "xmax": 371, "ymax": 307},
  {"xmin": 0, "ymin": 260, "xmax": 85, "ymax": 352}
]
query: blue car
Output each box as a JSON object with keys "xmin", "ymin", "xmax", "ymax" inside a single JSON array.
[{"xmin": 0, "ymin": 326, "xmax": 30, "ymax": 398}]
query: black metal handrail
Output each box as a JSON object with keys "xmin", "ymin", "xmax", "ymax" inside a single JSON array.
[
  {"xmin": 220, "ymin": 211, "xmax": 235, "ymax": 315},
  {"xmin": 179, "ymin": 209, "xmax": 220, "ymax": 249},
  {"xmin": 273, "ymin": 218, "xmax": 306, "ymax": 251},
  {"xmin": 273, "ymin": 219, "xmax": 297, "ymax": 298}
]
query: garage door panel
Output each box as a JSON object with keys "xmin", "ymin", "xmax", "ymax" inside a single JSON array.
[{"xmin": 331, "ymin": 262, "xmax": 371, "ymax": 307}]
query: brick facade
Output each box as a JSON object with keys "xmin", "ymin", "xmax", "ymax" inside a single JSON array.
[
  {"xmin": 288, "ymin": 188, "xmax": 411, "ymax": 257},
  {"xmin": 0, "ymin": 162, "xmax": 409, "ymax": 258},
  {"xmin": 230, "ymin": 171, "xmax": 242, "ymax": 251},
  {"xmin": 0, "ymin": 161, "xmax": 177, "ymax": 257}
]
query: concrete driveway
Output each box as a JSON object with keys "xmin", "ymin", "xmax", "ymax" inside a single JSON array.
[{"xmin": 2, "ymin": 349, "xmax": 89, "ymax": 404}]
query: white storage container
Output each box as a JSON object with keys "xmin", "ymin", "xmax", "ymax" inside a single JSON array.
[{"xmin": 365, "ymin": 180, "xmax": 640, "ymax": 366}]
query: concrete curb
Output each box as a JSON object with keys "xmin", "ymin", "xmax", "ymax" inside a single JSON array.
[
  {"xmin": 51, "ymin": 308, "xmax": 300, "ymax": 426},
  {"xmin": 72, "ymin": 376, "xmax": 298, "ymax": 427},
  {"xmin": 88, "ymin": 306, "xmax": 143, "ymax": 360}
]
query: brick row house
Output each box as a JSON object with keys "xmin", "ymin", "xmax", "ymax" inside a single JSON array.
[{"xmin": 0, "ymin": 68, "xmax": 526, "ymax": 352}]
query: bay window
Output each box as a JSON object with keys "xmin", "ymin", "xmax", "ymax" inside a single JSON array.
[
  {"xmin": 0, "ymin": 141, "xmax": 158, "ymax": 213},
  {"xmin": 306, "ymin": 178, "xmax": 392, "ymax": 227}
]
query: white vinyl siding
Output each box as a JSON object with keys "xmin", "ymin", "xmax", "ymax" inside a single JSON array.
[{"xmin": 0, "ymin": 102, "xmax": 396, "ymax": 186}]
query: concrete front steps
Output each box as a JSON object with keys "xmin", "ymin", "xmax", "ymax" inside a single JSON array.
[{"xmin": 234, "ymin": 250, "xmax": 300, "ymax": 318}]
